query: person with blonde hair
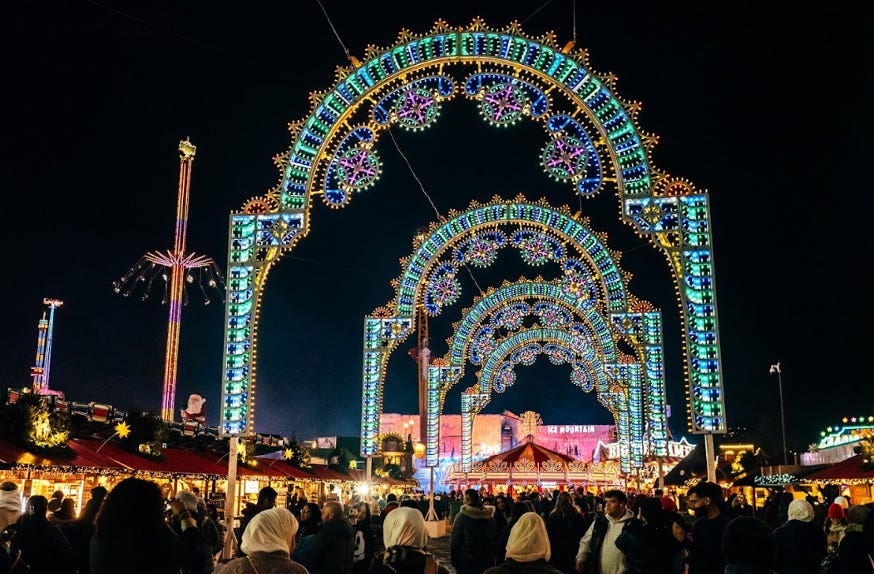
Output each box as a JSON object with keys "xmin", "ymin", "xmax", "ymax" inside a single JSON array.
[
  {"xmin": 486, "ymin": 512, "xmax": 562, "ymax": 574},
  {"xmin": 217, "ymin": 507, "xmax": 308, "ymax": 574},
  {"xmin": 369, "ymin": 506, "xmax": 449, "ymax": 574}
]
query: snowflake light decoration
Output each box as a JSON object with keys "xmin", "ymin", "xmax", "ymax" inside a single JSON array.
[
  {"xmin": 541, "ymin": 135, "xmax": 589, "ymax": 181},
  {"xmin": 393, "ymin": 88, "xmax": 439, "ymax": 130},
  {"xmin": 479, "ymin": 82, "xmax": 528, "ymax": 126},
  {"xmin": 336, "ymin": 145, "xmax": 381, "ymax": 192}
]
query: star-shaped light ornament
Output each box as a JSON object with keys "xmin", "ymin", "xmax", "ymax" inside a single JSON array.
[
  {"xmin": 114, "ymin": 421, "xmax": 131, "ymax": 439},
  {"xmin": 284, "ymin": 448, "xmax": 294, "ymax": 460}
]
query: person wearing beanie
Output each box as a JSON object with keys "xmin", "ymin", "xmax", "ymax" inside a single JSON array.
[
  {"xmin": 174, "ymin": 490, "xmax": 221, "ymax": 571},
  {"xmin": 773, "ymin": 499, "xmax": 827, "ymax": 574},
  {"xmin": 722, "ymin": 516, "xmax": 777, "ymax": 574},
  {"xmin": 830, "ymin": 504, "xmax": 874, "ymax": 574},
  {"xmin": 824, "ymin": 503, "xmax": 848, "ymax": 552}
]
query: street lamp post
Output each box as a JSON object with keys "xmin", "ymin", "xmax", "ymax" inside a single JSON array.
[{"xmin": 770, "ymin": 362, "xmax": 788, "ymax": 466}]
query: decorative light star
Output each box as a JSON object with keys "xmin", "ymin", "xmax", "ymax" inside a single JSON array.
[{"xmin": 114, "ymin": 421, "xmax": 131, "ymax": 439}]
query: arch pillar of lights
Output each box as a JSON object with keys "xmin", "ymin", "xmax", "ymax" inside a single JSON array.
[{"xmin": 218, "ymin": 21, "xmax": 725, "ymax": 452}]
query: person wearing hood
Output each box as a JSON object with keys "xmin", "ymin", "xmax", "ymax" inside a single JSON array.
[
  {"xmin": 773, "ymin": 499, "xmax": 826, "ymax": 574},
  {"xmin": 369, "ymin": 506, "xmax": 450, "ymax": 574},
  {"xmin": 0, "ymin": 482, "xmax": 22, "ymax": 536},
  {"xmin": 216, "ymin": 507, "xmax": 308, "ymax": 574},
  {"xmin": 451, "ymin": 488, "xmax": 497, "ymax": 574},
  {"xmin": 485, "ymin": 512, "xmax": 563, "ymax": 574},
  {"xmin": 574, "ymin": 489, "xmax": 634, "ymax": 574}
]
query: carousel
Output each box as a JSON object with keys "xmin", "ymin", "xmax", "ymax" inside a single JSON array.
[{"xmin": 443, "ymin": 435, "xmax": 623, "ymax": 494}]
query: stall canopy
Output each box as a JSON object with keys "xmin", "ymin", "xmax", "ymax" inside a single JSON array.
[
  {"xmin": 444, "ymin": 436, "xmax": 619, "ymax": 487},
  {"xmin": 805, "ymin": 455, "xmax": 874, "ymax": 483}
]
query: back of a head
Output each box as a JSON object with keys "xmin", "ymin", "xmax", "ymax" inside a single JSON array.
[
  {"xmin": 91, "ymin": 486, "xmax": 108, "ymax": 503},
  {"xmin": 95, "ymin": 478, "xmax": 166, "ymax": 539},
  {"xmin": 552, "ymin": 492, "xmax": 574, "ymax": 516},
  {"xmin": 241, "ymin": 507, "xmax": 298, "ymax": 556},
  {"xmin": 723, "ymin": 516, "xmax": 775, "ymax": 569},
  {"xmin": 636, "ymin": 497, "xmax": 666, "ymax": 529},
  {"xmin": 258, "ymin": 486, "xmax": 278, "ymax": 506},
  {"xmin": 386, "ymin": 493, "xmax": 397, "ymax": 503},
  {"xmin": 847, "ymin": 504, "xmax": 870, "ymax": 526},
  {"xmin": 175, "ymin": 490, "xmax": 200, "ymax": 513},
  {"xmin": 25, "ymin": 495, "xmax": 48, "ymax": 521},
  {"xmin": 513, "ymin": 500, "xmax": 535, "ymax": 519},
  {"xmin": 383, "ymin": 506, "xmax": 428, "ymax": 549},
  {"xmin": 465, "ymin": 488, "xmax": 482, "ymax": 508},
  {"xmin": 506, "ymin": 513, "xmax": 551, "ymax": 563},
  {"xmin": 323, "ymin": 500, "xmax": 345, "ymax": 521},
  {"xmin": 787, "ymin": 499, "xmax": 814, "ymax": 523}
]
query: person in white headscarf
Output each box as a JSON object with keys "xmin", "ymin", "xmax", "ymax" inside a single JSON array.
[
  {"xmin": 216, "ymin": 507, "xmax": 309, "ymax": 574},
  {"xmin": 370, "ymin": 507, "xmax": 450, "ymax": 574},
  {"xmin": 773, "ymin": 499, "xmax": 826, "ymax": 574},
  {"xmin": 485, "ymin": 512, "xmax": 563, "ymax": 574},
  {"xmin": 0, "ymin": 481, "xmax": 23, "ymax": 535}
]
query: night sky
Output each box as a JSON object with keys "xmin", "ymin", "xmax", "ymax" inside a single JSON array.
[{"xmin": 6, "ymin": 1, "xmax": 869, "ymax": 457}]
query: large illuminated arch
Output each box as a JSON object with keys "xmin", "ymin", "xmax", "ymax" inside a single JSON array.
[
  {"xmin": 219, "ymin": 20, "xmax": 725, "ymax": 443},
  {"xmin": 362, "ymin": 198, "xmax": 632, "ymax": 456}
]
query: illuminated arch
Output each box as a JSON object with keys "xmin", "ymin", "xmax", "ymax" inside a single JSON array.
[
  {"xmin": 441, "ymin": 290, "xmax": 670, "ymax": 473},
  {"xmin": 220, "ymin": 20, "xmax": 726, "ymax": 445},
  {"xmin": 362, "ymin": 198, "xmax": 633, "ymax": 458},
  {"xmin": 454, "ymin": 325, "xmax": 643, "ymax": 472}
]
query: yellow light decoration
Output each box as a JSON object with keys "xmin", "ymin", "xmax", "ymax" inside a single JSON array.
[{"xmin": 114, "ymin": 421, "xmax": 131, "ymax": 439}]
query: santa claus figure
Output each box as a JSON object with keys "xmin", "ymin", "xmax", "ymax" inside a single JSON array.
[{"xmin": 181, "ymin": 392, "xmax": 206, "ymax": 424}]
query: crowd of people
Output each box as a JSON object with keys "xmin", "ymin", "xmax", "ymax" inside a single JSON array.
[{"xmin": 3, "ymin": 477, "xmax": 874, "ymax": 574}]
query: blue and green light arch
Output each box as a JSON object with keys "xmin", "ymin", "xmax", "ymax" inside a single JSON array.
[
  {"xmin": 362, "ymin": 197, "xmax": 631, "ymax": 456},
  {"xmin": 429, "ymin": 279, "xmax": 668, "ymax": 472},
  {"xmin": 220, "ymin": 19, "xmax": 726, "ymax": 440}
]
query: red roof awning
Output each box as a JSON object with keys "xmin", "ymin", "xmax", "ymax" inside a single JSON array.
[{"xmin": 805, "ymin": 455, "xmax": 874, "ymax": 481}]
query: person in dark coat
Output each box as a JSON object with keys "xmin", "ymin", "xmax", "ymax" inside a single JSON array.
[
  {"xmin": 773, "ymin": 499, "xmax": 827, "ymax": 574},
  {"xmin": 353, "ymin": 501, "xmax": 378, "ymax": 574},
  {"xmin": 672, "ymin": 481, "xmax": 729, "ymax": 574},
  {"xmin": 297, "ymin": 502, "xmax": 323, "ymax": 542},
  {"xmin": 304, "ymin": 501, "xmax": 355, "ymax": 574},
  {"xmin": 90, "ymin": 478, "xmax": 183, "ymax": 574},
  {"xmin": 616, "ymin": 497, "xmax": 682, "ymax": 574},
  {"xmin": 722, "ymin": 516, "xmax": 777, "ymax": 574},
  {"xmin": 451, "ymin": 489, "xmax": 497, "ymax": 574},
  {"xmin": 545, "ymin": 493, "xmax": 587, "ymax": 574},
  {"xmin": 62, "ymin": 485, "xmax": 107, "ymax": 574},
  {"xmin": 830, "ymin": 504, "xmax": 874, "ymax": 574},
  {"xmin": 10, "ymin": 495, "xmax": 76, "ymax": 574}
]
